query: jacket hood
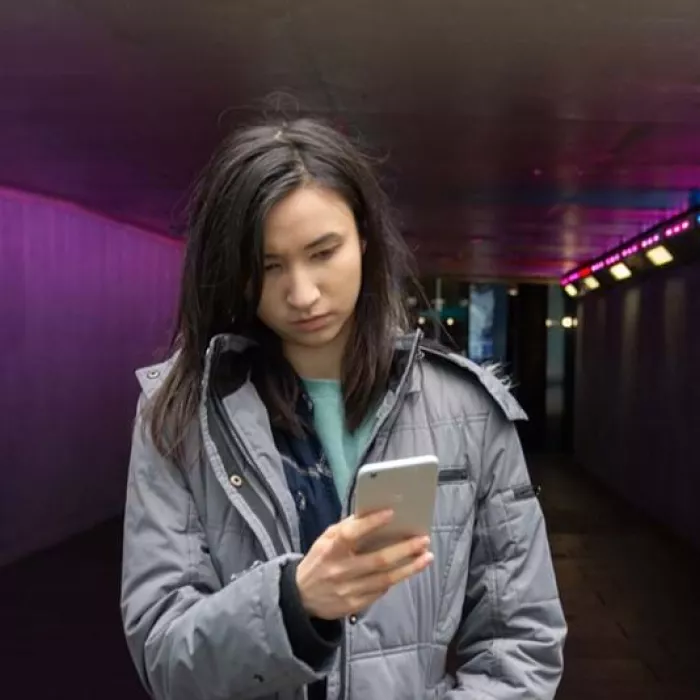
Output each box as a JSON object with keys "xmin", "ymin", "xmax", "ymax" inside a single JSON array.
[{"xmin": 135, "ymin": 330, "xmax": 526, "ymax": 422}]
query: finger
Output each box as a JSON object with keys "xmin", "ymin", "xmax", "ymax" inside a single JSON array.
[
  {"xmin": 350, "ymin": 551, "xmax": 435, "ymax": 599},
  {"xmin": 338, "ymin": 509, "xmax": 394, "ymax": 545},
  {"xmin": 350, "ymin": 535, "xmax": 431, "ymax": 578}
]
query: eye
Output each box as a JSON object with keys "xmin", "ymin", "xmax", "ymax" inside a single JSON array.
[
  {"xmin": 313, "ymin": 247, "xmax": 338, "ymax": 262},
  {"xmin": 263, "ymin": 261, "xmax": 282, "ymax": 273}
]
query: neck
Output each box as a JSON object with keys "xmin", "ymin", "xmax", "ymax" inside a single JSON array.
[{"xmin": 284, "ymin": 319, "xmax": 352, "ymax": 381}]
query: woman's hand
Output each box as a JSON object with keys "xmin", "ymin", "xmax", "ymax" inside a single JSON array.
[{"xmin": 295, "ymin": 509, "xmax": 433, "ymax": 620}]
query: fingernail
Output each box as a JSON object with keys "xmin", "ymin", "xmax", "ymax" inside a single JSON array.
[{"xmin": 425, "ymin": 552, "xmax": 434, "ymax": 563}]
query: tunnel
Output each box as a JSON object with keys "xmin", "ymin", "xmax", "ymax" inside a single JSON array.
[{"xmin": 1, "ymin": 2, "xmax": 699, "ymax": 698}]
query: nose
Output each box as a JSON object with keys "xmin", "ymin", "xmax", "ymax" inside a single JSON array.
[{"xmin": 286, "ymin": 266, "xmax": 320, "ymax": 311}]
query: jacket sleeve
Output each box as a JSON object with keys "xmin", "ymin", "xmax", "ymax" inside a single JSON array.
[
  {"xmin": 445, "ymin": 403, "xmax": 567, "ymax": 699},
  {"xmin": 120, "ymin": 395, "xmax": 334, "ymax": 700}
]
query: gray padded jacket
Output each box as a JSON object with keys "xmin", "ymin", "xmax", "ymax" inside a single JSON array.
[{"xmin": 121, "ymin": 333, "xmax": 566, "ymax": 700}]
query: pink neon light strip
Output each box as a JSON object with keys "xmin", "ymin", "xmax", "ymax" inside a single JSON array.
[{"xmin": 560, "ymin": 214, "xmax": 696, "ymax": 287}]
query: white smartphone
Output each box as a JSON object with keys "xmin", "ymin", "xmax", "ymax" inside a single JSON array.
[{"xmin": 352, "ymin": 454, "xmax": 440, "ymax": 553}]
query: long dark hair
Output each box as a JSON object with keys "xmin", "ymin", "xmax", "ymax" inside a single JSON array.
[{"xmin": 147, "ymin": 117, "xmax": 416, "ymax": 462}]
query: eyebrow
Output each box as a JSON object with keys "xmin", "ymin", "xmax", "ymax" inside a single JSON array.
[{"xmin": 264, "ymin": 232, "xmax": 342, "ymax": 258}]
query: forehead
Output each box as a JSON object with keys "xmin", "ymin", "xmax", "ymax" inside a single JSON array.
[{"xmin": 263, "ymin": 186, "xmax": 356, "ymax": 253}]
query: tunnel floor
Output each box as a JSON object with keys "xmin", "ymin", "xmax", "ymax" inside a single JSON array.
[
  {"xmin": 1, "ymin": 456, "xmax": 699, "ymax": 699},
  {"xmin": 532, "ymin": 456, "xmax": 700, "ymax": 699}
]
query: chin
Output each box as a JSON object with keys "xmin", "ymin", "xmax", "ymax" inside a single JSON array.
[{"xmin": 293, "ymin": 326, "xmax": 341, "ymax": 347}]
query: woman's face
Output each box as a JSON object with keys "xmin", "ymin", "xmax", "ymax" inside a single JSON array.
[{"xmin": 257, "ymin": 185, "xmax": 364, "ymax": 369}]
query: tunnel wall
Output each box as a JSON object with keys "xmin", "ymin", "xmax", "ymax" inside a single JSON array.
[
  {"xmin": 0, "ymin": 188, "xmax": 183, "ymax": 565},
  {"xmin": 574, "ymin": 259, "xmax": 700, "ymax": 550}
]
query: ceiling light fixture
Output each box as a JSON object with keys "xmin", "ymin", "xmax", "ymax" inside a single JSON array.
[
  {"xmin": 610, "ymin": 262, "xmax": 632, "ymax": 281},
  {"xmin": 646, "ymin": 245, "xmax": 673, "ymax": 266}
]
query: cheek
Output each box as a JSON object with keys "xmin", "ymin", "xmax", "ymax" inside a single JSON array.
[
  {"xmin": 256, "ymin": 283, "xmax": 277, "ymax": 325},
  {"xmin": 351, "ymin": 256, "xmax": 364, "ymax": 300},
  {"xmin": 335, "ymin": 248, "xmax": 363, "ymax": 297}
]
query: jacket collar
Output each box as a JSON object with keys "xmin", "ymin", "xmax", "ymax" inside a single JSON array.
[{"xmin": 135, "ymin": 330, "xmax": 424, "ymax": 400}]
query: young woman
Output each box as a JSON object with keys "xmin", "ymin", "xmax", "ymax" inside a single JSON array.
[{"xmin": 121, "ymin": 118, "xmax": 566, "ymax": 700}]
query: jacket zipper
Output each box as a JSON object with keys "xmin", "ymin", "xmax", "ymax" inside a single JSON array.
[
  {"xmin": 337, "ymin": 342, "xmax": 422, "ymax": 700},
  {"xmin": 211, "ymin": 388, "xmax": 294, "ymax": 554},
  {"xmin": 344, "ymin": 344, "xmax": 423, "ymax": 513}
]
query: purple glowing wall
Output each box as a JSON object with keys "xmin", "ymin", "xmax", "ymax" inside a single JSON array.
[
  {"xmin": 0, "ymin": 189, "xmax": 183, "ymax": 565},
  {"xmin": 574, "ymin": 260, "xmax": 700, "ymax": 551}
]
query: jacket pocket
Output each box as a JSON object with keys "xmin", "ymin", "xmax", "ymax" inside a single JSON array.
[
  {"xmin": 434, "ymin": 467, "xmax": 473, "ymax": 531},
  {"xmin": 499, "ymin": 483, "xmax": 546, "ymax": 563},
  {"xmin": 511, "ymin": 483, "xmax": 541, "ymax": 500},
  {"xmin": 497, "ymin": 483, "xmax": 560, "ymax": 606},
  {"xmin": 437, "ymin": 467, "xmax": 469, "ymax": 485}
]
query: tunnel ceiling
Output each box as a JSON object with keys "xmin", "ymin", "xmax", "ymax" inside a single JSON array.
[{"xmin": 3, "ymin": 0, "xmax": 700, "ymax": 280}]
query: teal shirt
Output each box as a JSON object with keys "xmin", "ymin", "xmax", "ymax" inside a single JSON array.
[{"xmin": 302, "ymin": 379, "xmax": 375, "ymax": 502}]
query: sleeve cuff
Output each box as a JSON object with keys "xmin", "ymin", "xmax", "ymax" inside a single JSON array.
[{"xmin": 279, "ymin": 559, "xmax": 343, "ymax": 668}]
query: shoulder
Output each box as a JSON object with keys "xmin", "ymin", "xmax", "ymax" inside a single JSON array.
[
  {"xmin": 135, "ymin": 351, "xmax": 180, "ymax": 399},
  {"xmin": 416, "ymin": 343, "xmax": 527, "ymax": 422}
]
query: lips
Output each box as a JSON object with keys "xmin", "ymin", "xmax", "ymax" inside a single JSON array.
[{"xmin": 292, "ymin": 314, "xmax": 332, "ymax": 331}]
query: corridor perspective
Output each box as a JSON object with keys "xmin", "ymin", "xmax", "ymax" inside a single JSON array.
[{"xmin": 3, "ymin": 1, "xmax": 700, "ymax": 699}]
